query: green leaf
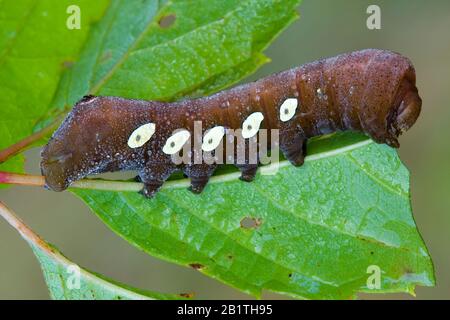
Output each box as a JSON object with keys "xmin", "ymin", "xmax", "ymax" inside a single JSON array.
[
  {"xmin": 49, "ymin": 0, "xmax": 300, "ymax": 112},
  {"xmin": 1, "ymin": 0, "xmax": 299, "ymax": 173},
  {"xmin": 0, "ymin": 0, "xmax": 110, "ymax": 174},
  {"xmin": 73, "ymin": 132, "xmax": 435, "ymax": 299},
  {"xmin": 0, "ymin": 202, "xmax": 188, "ymax": 300}
]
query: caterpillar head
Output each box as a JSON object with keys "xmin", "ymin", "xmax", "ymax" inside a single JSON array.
[
  {"xmin": 361, "ymin": 51, "xmax": 422, "ymax": 148},
  {"xmin": 388, "ymin": 70, "xmax": 422, "ymax": 146},
  {"xmin": 392, "ymin": 85, "xmax": 422, "ymax": 136}
]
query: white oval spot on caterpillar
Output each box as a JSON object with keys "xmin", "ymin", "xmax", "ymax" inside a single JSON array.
[
  {"xmin": 202, "ymin": 126, "xmax": 225, "ymax": 152},
  {"xmin": 127, "ymin": 123, "xmax": 156, "ymax": 148},
  {"xmin": 162, "ymin": 129, "xmax": 191, "ymax": 155},
  {"xmin": 279, "ymin": 98, "xmax": 298, "ymax": 122},
  {"xmin": 242, "ymin": 112, "xmax": 264, "ymax": 139}
]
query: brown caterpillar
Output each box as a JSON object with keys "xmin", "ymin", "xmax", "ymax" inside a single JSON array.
[{"xmin": 41, "ymin": 49, "xmax": 421, "ymax": 198}]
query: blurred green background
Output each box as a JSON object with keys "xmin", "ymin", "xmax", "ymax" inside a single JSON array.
[{"xmin": 1, "ymin": 0, "xmax": 449, "ymax": 299}]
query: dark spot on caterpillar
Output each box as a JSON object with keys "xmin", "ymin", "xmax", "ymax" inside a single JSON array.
[
  {"xmin": 159, "ymin": 14, "xmax": 176, "ymax": 28},
  {"xmin": 240, "ymin": 217, "xmax": 262, "ymax": 229},
  {"xmin": 41, "ymin": 49, "xmax": 422, "ymax": 198},
  {"xmin": 189, "ymin": 263, "xmax": 204, "ymax": 270}
]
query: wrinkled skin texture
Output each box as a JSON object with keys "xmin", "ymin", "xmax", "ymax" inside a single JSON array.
[{"xmin": 41, "ymin": 49, "xmax": 422, "ymax": 197}]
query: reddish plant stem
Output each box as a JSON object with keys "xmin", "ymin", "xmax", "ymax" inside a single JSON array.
[
  {"xmin": 0, "ymin": 120, "xmax": 59, "ymax": 164},
  {"xmin": 0, "ymin": 201, "xmax": 48, "ymax": 250},
  {"xmin": 0, "ymin": 171, "xmax": 45, "ymax": 187}
]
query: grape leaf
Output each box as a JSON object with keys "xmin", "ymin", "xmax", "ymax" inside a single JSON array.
[
  {"xmin": 0, "ymin": 202, "xmax": 187, "ymax": 300},
  {"xmin": 0, "ymin": 0, "xmax": 110, "ymax": 175},
  {"xmin": 73, "ymin": 133, "xmax": 435, "ymax": 299}
]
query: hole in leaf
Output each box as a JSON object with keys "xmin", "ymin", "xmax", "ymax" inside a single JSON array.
[
  {"xmin": 159, "ymin": 14, "xmax": 176, "ymax": 28},
  {"xmin": 240, "ymin": 216, "xmax": 261, "ymax": 229}
]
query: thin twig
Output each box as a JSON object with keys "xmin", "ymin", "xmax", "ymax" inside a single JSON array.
[
  {"xmin": 0, "ymin": 171, "xmax": 144, "ymax": 192},
  {"xmin": 0, "ymin": 201, "xmax": 47, "ymax": 249},
  {"xmin": 0, "ymin": 117, "xmax": 62, "ymax": 164}
]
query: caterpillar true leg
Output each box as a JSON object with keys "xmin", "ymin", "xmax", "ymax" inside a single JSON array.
[
  {"xmin": 237, "ymin": 164, "xmax": 259, "ymax": 182},
  {"xmin": 139, "ymin": 163, "xmax": 176, "ymax": 198},
  {"xmin": 280, "ymin": 131, "xmax": 306, "ymax": 166},
  {"xmin": 184, "ymin": 163, "xmax": 217, "ymax": 194},
  {"xmin": 140, "ymin": 181, "xmax": 165, "ymax": 198}
]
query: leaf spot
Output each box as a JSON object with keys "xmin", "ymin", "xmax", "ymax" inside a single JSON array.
[
  {"xmin": 179, "ymin": 292, "xmax": 194, "ymax": 299},
  {"xmin": 62, "ymin": 60, "xmax": 74, "ymax": 69},
  {"xmin": 189, "ymin": 263, "xmax": 204, "ymax": 270},
  {"xmin": 240, "ymin": 216, "xmax": 262, "ymax": 229},
  {"xmin": 159, "ymin": 14, "xmax": 176, "ymax": 28}
]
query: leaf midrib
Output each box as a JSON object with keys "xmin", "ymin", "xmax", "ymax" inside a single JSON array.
[
  {"xmin": 163, "ymin": 139, "xmax": 375, "ymax": 189},
  {"xmin": 346, "ymin": 153, "xmax": 407, "ymax": 198},
  {"xmin": 250, "ymin": 180, "xmax": 421, "ymax": 263}
]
